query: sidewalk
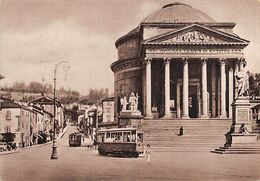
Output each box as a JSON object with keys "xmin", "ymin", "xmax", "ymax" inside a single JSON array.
[{"xmin": 0, "ymin": 125, "xmax": 68, "ymax": 155}]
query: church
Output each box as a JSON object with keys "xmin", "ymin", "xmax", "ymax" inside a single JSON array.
[{"xmin": 111, "ymin": 2, "xmax": 249, "ymax": 120}]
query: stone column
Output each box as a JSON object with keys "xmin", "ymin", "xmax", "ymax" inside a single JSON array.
[
  {"xmin": 164, "ymin": 58, "xmax": 171, "ymax": 118},
  {"xmin": 219, "ymin": 59, "xmax": 227, "ymax": 118},
  {"xmin": 234, "ymin": 62, "xmax": 239, "ymax": 98},
  {"xmin": 229, "ymin": 66, "xmax": 234, "ymax": 118},
  {"xmin": 201, "ymin": 58, "xmax": 208, "ymax": 118},
  {"xmin": 182, "ymin": 58, "xmax": 189, "ymax": 119},
  {"xmin": 145, "ymin": 57, "xmax": 152, "ymax": 118},
  {"xmin": 176, "ymin": 83, "xmax": 181, "ymax": 118},
  {"xmin": 211, "ymin": 61, "xmax": 216, "ymax": 118}
]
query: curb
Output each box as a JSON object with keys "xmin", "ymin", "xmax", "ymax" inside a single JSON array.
[
  {"xmin": 0, "ymin": 125, "xmax": 69, "ymax": 155},
  {"xmin": 0, "ymin": 150, "xmax": 19, "ymax": 155}
]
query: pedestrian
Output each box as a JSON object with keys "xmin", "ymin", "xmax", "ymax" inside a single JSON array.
[
  {"xmin": 178, "ymin": 126, "xmax": 184, "ymax": 136},
  {"xmin": 146, "ymin": 144, "xmax": 151, "ymax": 162}
]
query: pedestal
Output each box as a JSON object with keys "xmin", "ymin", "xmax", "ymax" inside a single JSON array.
[
  {"xmin": 119, "ymin": 111, "xmax": 143, "ymax": 128},
  {"xmin": 212, "ymin": 96, "xmax": 260, "ymax": 154}
]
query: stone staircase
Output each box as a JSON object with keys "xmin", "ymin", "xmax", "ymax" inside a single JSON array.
[
  {"xmin": 142, "ymin": 119, "xmax": 231, "ymax": 152},
  {"xmin": 252, "ymin": 119, "xmax": 260, "ymax": 134}
]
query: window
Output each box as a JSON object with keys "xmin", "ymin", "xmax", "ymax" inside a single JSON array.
[
  {"xmin": 5, "ymin": 126, "xmax": 11, "ymax": 133},
  {"xmin": 106, "ymin": 108, "xmax": 111, "ymax": 114},
  {"xmin": 6, "ymin": 110, "xmax": 11, "ymax": 120}
]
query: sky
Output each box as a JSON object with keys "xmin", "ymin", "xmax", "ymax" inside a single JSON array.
[{"xmin": 0, "ymin": 0, "xmax": 260, "ymax": 95}]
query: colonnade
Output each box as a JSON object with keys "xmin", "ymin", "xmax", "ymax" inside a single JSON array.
[{"xmin": 144, "ymin": 57, "xmax": 244, "ymax": 119}]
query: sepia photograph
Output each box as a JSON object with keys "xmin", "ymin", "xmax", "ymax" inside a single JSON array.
[{"xmin": 1, "ymin": 0, "xmax": 260, "ymax": 180}]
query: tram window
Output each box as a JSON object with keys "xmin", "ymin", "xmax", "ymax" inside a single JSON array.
[
  {"xmin": 111, "ymin": 133, "xmax": 116, "ymax": 138},
  {"xmin": 123, "ymin": 132, "xmax": 131, "ymax": 143},
  {"xmin": 137, "ymin": 133, "xmax": 143, "ymax": 142},
  {"xmin": 106, "ymin": 132, "xmax": 111, "ymax": 138},
  {"xmin": 132, "ymin": 134, "xmax": 136, "ymax": 142}
]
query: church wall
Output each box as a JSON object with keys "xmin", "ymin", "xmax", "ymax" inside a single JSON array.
[
  {"xmin": 117, "ymin": 38, "xmax": 140, "ymax": 60},
  {"xmin": 114, "ymin": 67, "xmax": 143, "ymax": 111}
]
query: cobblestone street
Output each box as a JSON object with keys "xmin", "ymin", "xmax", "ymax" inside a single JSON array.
[{"xmin": 0, "ymin": 125, "xmax": 260, "ymax": 181}]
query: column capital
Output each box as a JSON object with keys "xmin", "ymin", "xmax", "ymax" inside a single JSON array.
[
  {"xmin": 219, "ymin": 58, "xmax": 227, "ymax": 65},
  {"xmin": 182, "ymin": 57, "xmax": 188, "ymax": 64},
  {"xmin": 144, "ymin": 57, "xmax": 152, "ymax": 64},
  {"xmin": 238, "ymin": 57, "xmax": 245, "ymax": 62},
  {"xmin": 201, "ymin": 58, "xmax": 208, "ymax": 62},
  {"xmin": 201, "ymin": 58, "xmax": 208, "ymax": 65},
  {"xmin": 163, "ymin": 57, "xmax": 171, "ymax": 64}
]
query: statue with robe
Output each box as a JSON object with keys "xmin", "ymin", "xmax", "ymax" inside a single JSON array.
[
  {"xmin": 236, "ymin": 70, "xmax": 249, "ymax": 97},
  {"xmin": 120, "ymin": 96, "xmax": 128, "ymax": 111},
  {"xmin": 129, "ymin": 92, "xmax": 137, "ymax": 112}
]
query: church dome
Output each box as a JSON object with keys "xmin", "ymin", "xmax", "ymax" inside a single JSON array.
[{"xmin": 142, "ymin": 2, "xmax": 215, "ymax": 23}]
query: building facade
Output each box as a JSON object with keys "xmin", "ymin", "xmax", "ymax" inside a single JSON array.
[
  {"xmin": 102, "ymin": 97, "xmax": 115, "ymax": 123},
  {"xmin": 111, "ymin": 3, "xmax": 249, "ymax": 119}
]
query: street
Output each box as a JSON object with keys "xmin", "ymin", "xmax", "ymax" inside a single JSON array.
[{"xmin": 1, "ymin": 125, "xmax": 260, "ymax": 181}]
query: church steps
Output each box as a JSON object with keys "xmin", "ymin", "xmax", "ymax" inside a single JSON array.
[
  {"xmin": 150, "ymin": 147, "xmax": 217, "ymax": 152},
  {"xmin": 142, "ymin": 119, "xmax": 231, "ymax": 152},
  {"xmin": 144, "ymin": 137, "xmax": 225, "ymax": 141}
]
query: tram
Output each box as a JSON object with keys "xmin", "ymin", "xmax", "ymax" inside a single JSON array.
[
  {"xmin": 97, "ymin": 127, "xmax": 144, "ymax": 157},
  {"xmin": 69, "ymin": 133, "xmax": 93, "ymax": 147}
]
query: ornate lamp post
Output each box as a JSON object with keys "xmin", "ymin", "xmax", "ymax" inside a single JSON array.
[{"xmin": 51, "ymin": 61, "xmax": 69, "ymax": 159}]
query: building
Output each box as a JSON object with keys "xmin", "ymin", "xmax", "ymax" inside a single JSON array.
[
  {"xmin": 111, "ymin": 2, "xmax": 249, "ymax": 119},
  {"xmin": 102, "ymin": 97, "xmax": 115, "ymax": 123},
  {"xmin": 29, "ymin": 94, "xmax": 64, "ymax": 133},
  {"xmin": 0, "ymin": 99, "xmax": 22, "ymax": 147},
  {"xmin": 0, "ymin": 98, "xmax": 39, "ymax": 147}
]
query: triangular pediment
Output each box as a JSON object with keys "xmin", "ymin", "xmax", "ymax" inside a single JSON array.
[{"xmin": 144, "ymin": 24, "xmax": 249, "ymax": 45}]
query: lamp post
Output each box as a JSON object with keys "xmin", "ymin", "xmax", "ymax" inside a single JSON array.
[{"xmin": 51, "ymin": 61, "xmax": 69, "ymax": 160}]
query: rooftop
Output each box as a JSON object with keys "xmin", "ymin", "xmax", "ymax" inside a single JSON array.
[{"xmin": 142, "ymin": 2, "xmax": 215, "ymax": 24}]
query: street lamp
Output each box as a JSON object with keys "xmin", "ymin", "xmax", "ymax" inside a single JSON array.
[{"xmin": 51, "ymin": 61, "xmax": 69, "ymax": 160}]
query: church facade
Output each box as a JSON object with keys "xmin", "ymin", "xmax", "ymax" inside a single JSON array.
[{"xmin": 111, "ymin": 3, "xmax": 249, "ymax": 119}]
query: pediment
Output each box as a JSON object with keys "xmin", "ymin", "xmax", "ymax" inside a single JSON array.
[
  {"xmin": 144, "ymin": 24, "xmax": 249, "ymax": 45},
  {"xmin": 162, "ymin": 30, "xmax": 225, "ymax": 43}
]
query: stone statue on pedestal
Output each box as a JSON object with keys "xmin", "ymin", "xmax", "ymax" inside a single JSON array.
[
  {"xmin": 236, "ymin": 70, "xmax": 249, "ymax": 97},
  {"xmin": 120, "ymin": 96, "xmax": 128, "ymax": 111},
  {"xmin": 120, "ymin": 92, "xmax": 140, "ymax": 113},
  {"xmin": 129, "ymin": 92, "xmax": 138, "ymax": 112}
]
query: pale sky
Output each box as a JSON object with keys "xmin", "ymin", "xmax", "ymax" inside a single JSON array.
[{"xmin": 0, "ymin": 0, "xmax": 260, "ymax": 95}]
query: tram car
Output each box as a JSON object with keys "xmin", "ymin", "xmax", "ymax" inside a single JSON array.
[
  {"xmin": 97, "ymin": 127, "xmax": 144, "ymax": 157},
  {"xmin": 69, "ymin": 133, "xmax": 93, "ymax": 147}
]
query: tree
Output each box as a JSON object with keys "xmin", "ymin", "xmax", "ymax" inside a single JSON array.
[
  {"xmin": 86, "ymin": 88, "xmax": 109, "ymax": 105},
  {"xmin": 249, "ymin": 72, "xmax": 260, "ymax": 96}
]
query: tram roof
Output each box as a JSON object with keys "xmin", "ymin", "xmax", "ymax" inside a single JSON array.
[{"xmin": 97, "ymin": 127, "xmax": 139, "ymax": 133}]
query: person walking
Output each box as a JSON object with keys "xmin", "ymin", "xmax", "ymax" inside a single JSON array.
[{"xmin": 146, "ymin": 144, "xmax": 151, "ymax": 162}]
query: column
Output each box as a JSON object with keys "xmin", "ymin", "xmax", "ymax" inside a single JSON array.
[
  {"xmin": 182, "ymin": 58, "xmax": 189, "ymax": 119},
  {"xmin": 219, "ymin": 58, "xmax": 227, "ymax": 118},
  {"xmin": 201, "ymin": 58, "xmax": 208, "ymax": 118},
  {"xmin": 176, "ymin": 83, "xmax": 181, "ymax": 118},
  {"xmin": 229, "ymin": 66, "xmax": 234, "ymax": 118},
  {"xmin": 145, "ymin": 57, "xmax": 152, "ymax": 118},
  {"xmin": 211, "ymin": 61, "xmax": 216, "ymax": 118},
  {"xmin": 164, "ymin": 58, "xmax": 171, "ymax": 118},
  {"xmin": 234, "ymin": 62, "xmax": 239, "ymax": 98}
]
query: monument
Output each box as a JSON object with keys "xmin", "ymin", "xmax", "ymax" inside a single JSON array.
[
  {"xmin": 212, "ymin": 70, "xmax": 260, "ymax": 154},
  {"xmin": 118, "ymin": 93, "xmax": 143, "ymax": 128}
]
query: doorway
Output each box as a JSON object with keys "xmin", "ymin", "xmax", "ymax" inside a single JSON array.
[{"xmin": 189, "ymin": 85, "xmax": 198, "ymax": 118}]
